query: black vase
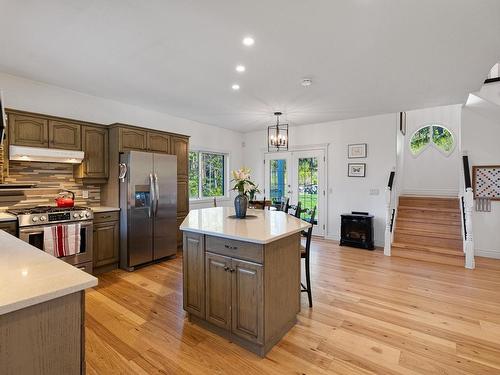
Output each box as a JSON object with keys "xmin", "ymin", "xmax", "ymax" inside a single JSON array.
[{"xmin": 234, "ymin": 194, "xmax": 248, "ymax": 218}]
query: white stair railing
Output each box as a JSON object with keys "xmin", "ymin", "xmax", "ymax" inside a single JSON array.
[
  {"xmin": 461, "ymin": 154, "xmax": 475, "ymax": 269},
  {"xmin": 384, "ymin": 170, "xmax": 396, "ymax": 256}
]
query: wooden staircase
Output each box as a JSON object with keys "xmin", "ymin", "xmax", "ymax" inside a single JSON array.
[{"xmin": 392, "ymin": 196, "xmax": 465, "ymax": 266}]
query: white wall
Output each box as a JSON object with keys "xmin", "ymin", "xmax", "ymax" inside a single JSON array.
[
  {"xmin": 462, "ymin": 106, "xmax": 500, "ymax": 258},
  {"xmin": 243, "ymin": 114, "xmax": 397, "ymax": 246},
  {"xmin": 0, "ymin": 72, "xmax": 243, "ymax": 208},
  {"xmin": 401, "ymin": 104, "xmax": 461, "ymax": 196}
]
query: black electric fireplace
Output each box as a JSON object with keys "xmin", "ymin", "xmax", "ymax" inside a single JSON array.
[{"xmin": 340, "ymin": 212, "xmax": 374, "ymax": 250}]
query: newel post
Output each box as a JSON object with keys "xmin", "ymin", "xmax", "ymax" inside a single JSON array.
[
  {"xmin": 384, "ymin": 186, "xmax": 392, "ymax": 256},
  {"xmin": 464, "ymin": 187, "xmax": 475, "ymax": 269}
]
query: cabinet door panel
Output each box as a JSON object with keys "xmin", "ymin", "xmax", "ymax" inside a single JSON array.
[
  {"xmin": 48, "ymin": 121, "xmax": 81, "ymax": 150},
  {"xmin": 231, "ymin": 259, "xmax": 264, "ymax": 344},
  {"xmin": 177, "ymin": 179, "xmax": 189, "ymax": 214},
  {"xmin": 147, "ymin": 132, "xmax": 170, "ymax": 153},
  {"xmin": 82, "ymin": 126, "xmax": 108, "ymax": 178},
  {"xmin": 205, "ymin": 252, "xmax": 232, "ymax": 330},
  {"xmin": 93, "ymin": 221, "xmax": 119, "ymax": 268},
  {"xmin": 119, "ymin": 128, "xmax": 147, "ymax": 151},
  {"xmin": 171, "ymin": 136, "xmax": 188, "ymax": 177},
  {"xmin": 9, "ymin": 114, "xmax": 48, "ymax": 147},
  {"xmin": 183, "ymin": 232, "xmax": 205, "ymax": 318}
]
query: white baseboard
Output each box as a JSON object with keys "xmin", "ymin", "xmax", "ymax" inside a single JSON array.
[
  {"xmin": 401, "ymin": 188, "xmax": 459, "ymax": 197},
  {"xmin": 475, "ymin": 249, "xmax": 500, "ymax": 259},
  {"xmin": 324, "ymin": 234, "xmax": 384, "ymax": 248}
]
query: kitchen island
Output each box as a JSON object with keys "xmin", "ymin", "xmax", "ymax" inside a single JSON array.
[
  {"xmin": 180, "ymin": 207, "xmax": 311, "ymax": 356},
  {"xmin": 0, "ymin": 230, "xmax": 97, "ymax": 375}
]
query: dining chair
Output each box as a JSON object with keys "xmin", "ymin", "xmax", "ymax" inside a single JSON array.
[
  {"xmin": 288, "ymin": 201, "xmax": 302, "ymax": 218},
  {"xmin": 300, "ymin": 206, "xmax": 316, "ymax": 308},
  {"xmin": 251, "ymin": 197, "xmax": 272, "ymax": 210},
  {"xmin": 278, "ymin": 197, "xmax": 290, "ymax": 212}
]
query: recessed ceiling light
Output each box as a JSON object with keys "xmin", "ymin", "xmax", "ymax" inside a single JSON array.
[
  {"xmin": 236, "ymin": 65, "xmax": 246, "ymax": 73},
  {"xmin": 231, "ymin": 84, "xmax": 240, "ymax": 91},
  {"xmin": 242, "ymin": 37, "xmax": 255, "ymax": 46}
]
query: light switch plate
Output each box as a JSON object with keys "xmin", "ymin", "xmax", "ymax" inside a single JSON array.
[
  {"xmin": 369, "ymin": 189, "xmax": 380, "ymax": 196},
  {"xmin": 82, "ymin": 190, "xmax": 89, "ymax": 199}
]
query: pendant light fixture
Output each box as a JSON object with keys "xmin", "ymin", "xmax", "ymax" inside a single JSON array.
[{"xmin": 268, "ymin": 112, "xmax": 289, "ymax": 152}]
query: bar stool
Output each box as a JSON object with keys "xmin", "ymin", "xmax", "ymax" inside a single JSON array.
[{"xmin": 300, "ymin": 206, "xmax": 316, "ymax": 308}]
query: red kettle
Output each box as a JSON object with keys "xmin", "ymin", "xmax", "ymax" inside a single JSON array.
[{"xmin": 55, "ymin": 190, "xmax": 75, "ymax": 207}]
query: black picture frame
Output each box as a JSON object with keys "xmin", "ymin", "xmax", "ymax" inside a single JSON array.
[{"xmin": 348, "ymin": 163, "xmax": 366, "ymax": 177}]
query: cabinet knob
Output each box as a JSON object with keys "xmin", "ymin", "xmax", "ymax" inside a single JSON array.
[
  {"xmin": 224, "ymin": 266, "xmax": 230, "ymax": 272},
  {"xmin": 224, "ymin": 245, "xmax": 238, "ymax": 250}
]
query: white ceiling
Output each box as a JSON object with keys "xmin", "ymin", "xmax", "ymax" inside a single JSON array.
[{"xmin": 0, "ymin": 0, "xmax": 499, "ymax": 132}]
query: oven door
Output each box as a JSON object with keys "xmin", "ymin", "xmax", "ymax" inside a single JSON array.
[{"xmin": 18, "ymin": 221, "xmax": 93, "ymax": 266}]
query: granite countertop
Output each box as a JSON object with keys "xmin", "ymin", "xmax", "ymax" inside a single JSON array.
[
  {"xmin": 0, "ymin": 231, "xmax": 97, "ymax": 315},
  {"xmin": 0, "ymin": 212, "xmax": 16, "ymax": 222},
  {"xmin": 180, "ymin": 207, "xmax": 311, "ymax": 244},
  {"xmin": 90, "ymin": 206, "xmax": 120, "ymax": 213}
]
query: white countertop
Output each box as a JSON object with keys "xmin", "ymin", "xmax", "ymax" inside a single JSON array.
[
  {"xmin": 0, "ymin": 230, "xmax": 97, "ymax": 315},
  {"xmin": 180, "ymin": 207, "xmax": 312, "ymax": 244},
  {"xmin": 90, "ymin": 206, "xmax": 120, "ymax": 213},
  {"xmin": 0, "ymin": 212, "xmax": 16, "ymax": 222}
]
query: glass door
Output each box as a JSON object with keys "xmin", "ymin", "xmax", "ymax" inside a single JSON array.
[
  {"xmin": 265, "ymin": 150, "xmax": 325, "ymax": 236},
  {"xmin": 290, "ymin": 150, "xmax": 325, "ymax": 236},
  {"xmin": 264, "ymin": 153, "xmax": 291, "ymax": 205}
]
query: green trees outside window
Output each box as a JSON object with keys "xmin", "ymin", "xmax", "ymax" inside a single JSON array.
[
  {"xmin": 189, "ymin": 151, "xmax": 226, "ymax": 198},
  {"xmin": 410, "ymin": 124, "xmax": 454, "ymax": 156}
]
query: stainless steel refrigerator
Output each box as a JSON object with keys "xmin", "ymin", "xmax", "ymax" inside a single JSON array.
[{"xmin": 119, "ymin": 151, "xmax": 177, "ymax": 270}]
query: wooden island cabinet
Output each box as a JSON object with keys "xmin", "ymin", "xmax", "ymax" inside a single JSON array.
[{"xmin": 181, "ymin": 207, "xmax": 311, "ymax": 356}]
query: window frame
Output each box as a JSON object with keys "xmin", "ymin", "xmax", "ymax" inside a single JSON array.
[
  {"xmin": 188, "ymin": 148, "xmax": 230, "ymax": 202},
  {"xmin": 409, "ymin": 123, "xmax": 455, "ymax": 158}
]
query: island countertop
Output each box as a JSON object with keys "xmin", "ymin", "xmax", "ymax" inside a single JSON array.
[
  {"xmin": 0, "ymin": 230, "xmax": 97, "ymax": 315},
  {"xmin": 180, "ymin": 207, "xmax": 311, "ymax": 244}
]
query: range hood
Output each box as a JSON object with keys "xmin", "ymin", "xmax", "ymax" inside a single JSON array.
[{"xmin": 9, "ymin": 145, "xmax": 84, "ymax": 164}]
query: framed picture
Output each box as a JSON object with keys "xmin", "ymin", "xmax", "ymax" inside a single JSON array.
[
  {"xmin": 399, "ymin": 111, "xmax": 407, "ymax": 135},
  {"xmin": 348, "ymin": 163, "xmax": 366, "ymax": 177},
  {"xmin": 348, "ymin": 143, "xmax": 367, "ymax": 159},
  {"xmin": 472, "ymin": 165, "xmax": 500, "ymax": 200}
]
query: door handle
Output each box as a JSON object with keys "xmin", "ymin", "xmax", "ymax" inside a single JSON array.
[
  {"xmin": 149, "ymin": 173, "xmax": 155, "ymax": 218},
  {"xmin": 154, "ymin": 173, "xmax": 159, "ymax": 215}
]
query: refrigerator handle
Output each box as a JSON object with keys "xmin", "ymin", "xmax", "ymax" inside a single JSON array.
[
  {"xmin": 149, "ymin": 173, "xmax": 155, "ymax": 218},
  {"xmin": 154, "ymin": 173, "xmax": 160, "ymax": 215}
]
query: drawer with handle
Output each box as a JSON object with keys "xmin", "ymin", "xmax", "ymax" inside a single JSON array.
[
  {"xmin": 93, "ymin": 211, "xmax": 119, "ymax": 223},
  {"xmin": 205, "ymin": 235, "xmax": 263, "ymax": 264},
  {"xmin": 75, "ymin": 261, "xmax": 93, "ymax": 275}
]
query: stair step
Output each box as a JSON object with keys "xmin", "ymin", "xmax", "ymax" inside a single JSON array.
[
  {"xmin": 398, "ymin": 205, "xmax": 460, "ymax": 213},
  {"xmin": 392, "ymin": 242, "xmax": 464, "ymax": 256},
  {"xmin": 392, "ymin": 247, "xmax": 465, "ymax": 267},
  {"xmin": 395, "ymin": 218, "xmax": 461, "ymax": 234},
  {"xmin": 395, "ymin": 227, "xmax": 462, "ymax": 240},
  {"xmin": 394, "ymin": 231, "xmax": 462, "ymax": 250},
  {"xmin": 396, "ymin": 216, "xmax": 461, "ymax": 226},
  {"xmin": 399, "ymin": 196, "xmax": 460, "ymax": 210}
]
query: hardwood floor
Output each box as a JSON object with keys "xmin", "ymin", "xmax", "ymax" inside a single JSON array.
[{"xmin": 85, "ymin": 240, "xmax": 500, "ymax": 374}]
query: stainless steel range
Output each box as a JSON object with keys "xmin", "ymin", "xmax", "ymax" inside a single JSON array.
[{"xmin": 7, "ymin": 206, "xmax": 94, "ymax": 273}]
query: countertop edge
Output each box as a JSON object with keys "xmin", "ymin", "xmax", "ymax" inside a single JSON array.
[
  {"xmin": 179, "ymin": 225, "xmax": 311, "ymax": 244},
  {"xmin": 90, "ymin": 206, "xmax": 121, "ymax": 213},
  {"xmin": 0, "ymin": 278, "xmax": 97, "ymax": 316}
]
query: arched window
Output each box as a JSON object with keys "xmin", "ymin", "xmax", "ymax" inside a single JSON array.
[{"xmin": 409, "ymin": 124, "xmax": 454, "ymax": 156}]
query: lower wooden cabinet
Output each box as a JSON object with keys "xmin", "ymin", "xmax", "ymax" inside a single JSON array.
[
  {"xmin": 183, "ymin": 232, "xmax": 205, "ymax": 318},
  {"xmin": 205, "ymin": 252, "xmax": 264, "ymax": 343},
  {"xmin": 93, "ymin": 212, "xmax": 120, "ymax": 274}
]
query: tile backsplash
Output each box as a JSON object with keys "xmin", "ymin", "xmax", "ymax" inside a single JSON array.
[{"xmin": 0, "ymin": 161, "xmax": 100, "ymax": 210}]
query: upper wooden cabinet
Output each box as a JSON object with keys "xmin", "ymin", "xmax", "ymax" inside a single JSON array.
[
  {"xmin": 9, "ymin": 114, "xmax": 49, "ymax": 147},
  {"xmin": 119, "ymin": 128, "xmax": 147, "ymax": 151},
  {"xmin": 74, "ymin": 125, "xmax": 108, "ymax": 181},
  {"xmin": 171, "ymin": 136, "xmax": 189, "ymax": 177},
  {"xmin": 147, "ymin": 132, "xmax": 171, "ymax": 153},
  {"xmin": 48, "ymin": 120, "xmax": 81, "ymax": 150}
]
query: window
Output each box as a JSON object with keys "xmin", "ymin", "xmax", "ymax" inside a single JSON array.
[
  {"xmin": 189, "ymin": 151, "xmax": 226, "ymax": 199},
  {"xmin": 409, "ymin": 124, "xmax": 454, "ymax": 156}
]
